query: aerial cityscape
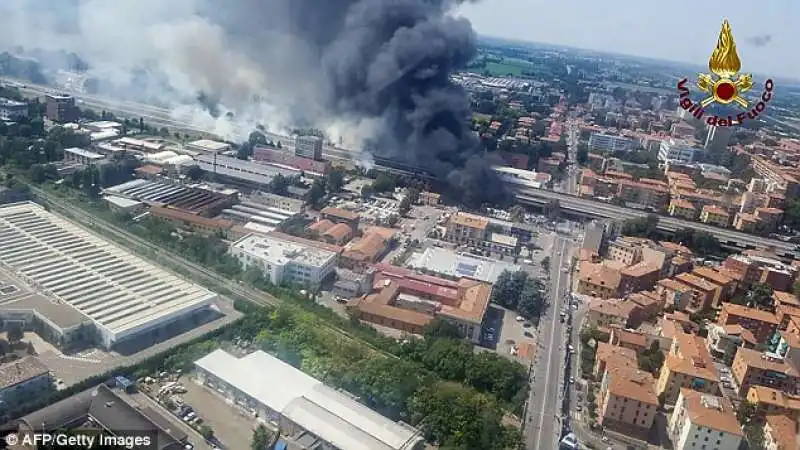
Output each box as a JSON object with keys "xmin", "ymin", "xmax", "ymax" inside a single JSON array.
[{"xmin": 0, "ymin": 2, "xmax": 799, "ymax": 450}]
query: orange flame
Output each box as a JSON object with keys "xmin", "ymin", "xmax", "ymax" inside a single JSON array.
[{"xmin": 709, "ymin": 20, "xmax": 741, "ymax": 78}]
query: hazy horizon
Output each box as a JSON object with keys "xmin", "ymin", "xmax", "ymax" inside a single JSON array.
[{"xmin": 458, "ymin": 0, "xmax": 797, "ymax": 79}]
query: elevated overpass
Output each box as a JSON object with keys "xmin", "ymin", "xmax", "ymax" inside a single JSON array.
[{"xmin": 513, "ymin": 187, "xmax": 798, "ymax": 259}]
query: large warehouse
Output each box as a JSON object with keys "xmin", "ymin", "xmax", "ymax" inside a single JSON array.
[
  {"xmin": 195, "ymin": 349, "xmax": 424, "ymax": 450},
  {"xmin": 0, "ymin": 202, "xmax": 218, "ymax": 351}
]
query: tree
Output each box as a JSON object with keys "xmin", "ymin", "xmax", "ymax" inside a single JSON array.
[
  {"xmin": 517, "ymin": 277, "xmax": 545, "ymax": 318},
  {"xmin": 361, "ymin": 184, "xmax": 374, "ymax": 199},
  {"xmin": 372, "ymin": 173, "xmax": 396, "ymax": 193},
  {"xmin": 326, "ymin": 169, "xmax": 344, "ymax": 193},
  {"xmin": 198, "ymin": 425, "xmax": 214, "ymax": 440},
  {"xmin": 138, "ymin": 117, "xmax": 145, "ymax": 132},
  {"xmin": 406, "ymin": 187, "xmax": 421, "ymax": 204},
  {"xmin": 268, "ymin": 173, "xmax": 289, "ymax": 196},
  {"xmin": 237, "ymin": 141, "xmax": 253, "ymax": 160},
  {"xmin": 576, "ymin": 144, "xmax": 589, "ymax": 165},
  {"xmin": 251, "ymin": 425, "xmax": 273, "ymax": 450},
  {"xmin": 308, "ymin": 178, "xmax": 326, "ymax": 207},
  {"xmin": 6, "ymin": 324, "xmax": 23, "ymax": 344},
  {"xmin": 748, "ymin": 283, "xmax": 773, "ymax": 309},
  {"xmin": 398, "ymin": 196, "xmax": 411, "ymax": 216},
  {"xmin": 637, "ymin": 341, "xmax": 665, "ymax": 374},
  {"xmin": 423, "ymin": 319, "xmax": 463, "ymax": 340},
  {"xmin": 540, "ymin": 256, "xmax": 551, "ymax": 273},
  {"xmin": 509, "ymin": 205, "xmax": 525, "ymax": 223},
  {"xmin": 792, "ymin": 279, "xmax": 800, "ymax": 297}
]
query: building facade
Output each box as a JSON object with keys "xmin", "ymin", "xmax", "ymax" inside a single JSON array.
[
  {"xmin": 0, "ymin": 97, "xmax": 28, "ymax": 120},
  {"xmin": 294, "ymin": 135, "xmax": 323, "ymax": 161},
  {"xmin": 668, "ymin": 389, "xmax": 743, "ymax": 450},
  {"xmin": 229, "ymin": 234, "xmax": 337, "ymax": 287}
]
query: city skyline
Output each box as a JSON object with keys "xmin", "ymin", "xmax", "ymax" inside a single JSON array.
[{"xmin": 459, "ymin": 0, "xmax": 797, "ymax": 78}]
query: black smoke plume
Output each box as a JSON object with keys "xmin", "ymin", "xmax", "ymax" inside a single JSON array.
[
  {"xmin": 0, "ymin": 0, "xmax": 510, "ymax": 207},
  {"xmin": 745, "ymin": 35, "xmax": 771, "ymax": 47}
]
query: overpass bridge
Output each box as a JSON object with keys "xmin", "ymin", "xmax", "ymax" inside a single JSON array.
[{"xmin": 513, "ymin": 187, "xmax": 799, "ymax": 259}]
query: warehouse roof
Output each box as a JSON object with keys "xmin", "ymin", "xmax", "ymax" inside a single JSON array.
[
  {"xmin": 0, "ymin": 203, "xmax": 216, "ymax": 339},
  {"xmin": 195, "ymin": 350, "xmax": 423, "ymax": 450}
]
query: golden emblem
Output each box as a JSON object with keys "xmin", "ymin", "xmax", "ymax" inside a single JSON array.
[{"xmin": 696, "ymin": 20, "xmax": 753, "ymax": 108}]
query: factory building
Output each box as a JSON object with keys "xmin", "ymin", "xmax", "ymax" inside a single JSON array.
[
  {"xmin": 229, "ymin": 234, "xmax": 337, "ymax": 287},
  {"xmin": 196, "ymin": 153, "xmax": 298, "ymax": 186},
  {"xmin": 0, "ymin": 202, "xmax": 219, "ymax": 352},
  {"xmin": 195, "ymin": 349, "xmax": 425, "ymax": 450},
  {"xmin": 103, "ymin": 179, "xmax": 236, "ymax": 217},
  {"xmin": 63, "ymin": 147, "xmax": 107, "ymax": 166},
  {"xmin": 252, "ymin": 146, "xmax": 332, "ymax": 176},
  {"xmin": 185, "ymin": 139, "xmax": 231, "ymax": 154}
]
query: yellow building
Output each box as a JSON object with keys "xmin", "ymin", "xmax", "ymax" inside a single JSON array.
[
  {"xmin": 746, "ymin": 385, "xmax": 800, "ymax": 419},
  {"xmin": 445, "ymin": 212, "xmax": 489, "ymax": 244},
  {"xmin": 669, "ymin": 198, "xmax": 697, "ymax": 221},
  {"xmin": 656, "ymin": 330, "xmax": 720, "ymax": 405},
  {"xmin": 598, "ymin": 363, "xmax": 659, "ymax": 439},
  {"xmin": 700, "ymin": 205, "xmax": 731, "ymax": 228},
  {"xmin": 576, "ymin": 260, "xmax": 622, "ymax": 299}
]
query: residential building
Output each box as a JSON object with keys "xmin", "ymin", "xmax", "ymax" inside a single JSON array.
[
  {"xmin": 731, "ymin": 347, "xmax": 800, "ymax": 396},
  {"xmin": 593, "ymin": 342, "xmax": 638, "ymax": 379},
  {"xmin": 609, "ymin": 325, "xmax": 649, "ymax": 352},
  {"xmin": 320, "ymin": 206, "xmax": 360, "ymax": 228},
  {"xmin": 746, "ymin": 385, "xmax": 800, "ymax": 419},
  {"xmin": 45, "ymin": 93, "xmax": 78, "ymax": 122},
  {"xmin": 692, "ymin": 267, "xmax": 737, "ymax": 305},
  {"xmin": 733, "ymin": 212, "xmax": 759, "ymax": 233},
  {"xmin": 619, "ymin": 262, "xmax": 661, "ymax": 296},
  {"xmin": 587, "ymin": 297, "xmax": 635, "ymax": 328},
  {"xmin": 294, "ymin": 135, "xmax": 323, "ymax": 160},
  {"xmin": 674, "ymin": 273, "xmax": 722, "ymax": 312},
  {"xmin": 763, "ymin": 414, "xmax": 799, "ymax": 450},
  {"xmin": 0, "ymin": 357, "xmax": 52, "ymax": 414},
  {"xmin": 348, "ymin": 264, "xmax": 491, "ymax": 342},
  {"xmin": 229, "ymin": 234, "xmax": 337, "ymax": 287},
  {"xmin": 617, "ymin": 179, "xmax": 669, "ymax": 210},
  {"xmin": 418, "ymin": 191, "xmax": 440, "ymax": 206},
  {"xmin": 669, "ymin": 198, "xmax": 697, "ymax": 220},
  {"xmin": 607, "ymin": 237, "xmax": 650, "ymax": 265},
  {"xmin": 588, "ymin": 133, "xmax": 638, "ymax": 152},
  {"xmin": 704, "ymin": 125, "xmax": 734, "ymax": 152},
  {"xmin": 446, "ymin": 212, "xmax": 489, "ymax": 244},
  {"xmin": 597, "ymin": 363, "xmax": 659, "ymax": 439},
  {"xmin": 776, "ymin": 302, "xmax": 800, "ymax": 331},
  {"xmin": 340, "ymin": 232, "xmax": 390, "ymax": 272},
  {"xmin": 659, "ymin": 139, "xmax": 705, "ymax": 164},
  {"xmin": 194, "ymin": 349, "xmax": 425, "ymax": 450},
  {"xmin": 656, "ymin": 330, "xmax": 720, "ymax": 405},
  {"xmin": 0, "ymin": 97, "xmax": 28, "ymax": 120},
  {"xmin": 668, "ymin": 389, "xmax": 743, "ymax": 450},
  {"xmin": 657, "ymin": 278, "xmax": 695, "ymax": 311},
  {"xmin": 700, "ymin": 205, "xmax": 731, "ymax": 228},
  {"xmin": 706, "ymin": 323, "xmax": 757, "ymax": 364},
  {"xmin": 718, "ymin": 303, "xmax": 779, "ymax": 344},
  {"xmin": 577, "ymin": 261, "xmax": 622, "ymax": 299}
]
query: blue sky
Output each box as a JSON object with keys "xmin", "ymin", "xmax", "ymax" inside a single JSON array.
[{"xmin": 458, "ymin": 0, "xmax": 797, "ymax": 78}]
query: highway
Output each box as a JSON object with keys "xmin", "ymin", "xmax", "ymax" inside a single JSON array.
[
  {"xmin": 524, "ymin": 235, "xmax": 575, "ymax": 450},
  {"xmin": 513, "ymin": 187, "xmax": 798, "ymax": 258},
  {"xmin": 6, "ymin": 76, "xmax": 796, "ymax": 258}
]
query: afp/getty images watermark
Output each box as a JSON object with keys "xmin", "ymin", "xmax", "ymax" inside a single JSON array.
[{"xmin": 3, "ymin": 430, "xmax": 157, "ymax": 449}]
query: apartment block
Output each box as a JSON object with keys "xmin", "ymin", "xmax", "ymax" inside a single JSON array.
[
  {"xmin": 763, "ymin": 414, "xmax": 799, "ymax": 450},
  {"xmin": 668, "ymin": 198, "xmax": 697, "ymax": 220},
  {"xmin": 674, "ymin": 273, "xmax": 721, "ymax": 313},
  {"xmin": 593, "ymin": 342, "xmax": 638, "ymax": 379},
  {"xmin": 705, "ymin": 323, "xmax": 757, "ymax": 365},
  {"xmin": 717, "ymin": 303, "xmax": 779, "ymax": 345},
  {"xmin": 699, "ymin": 207, "xmax": 731, "ymax": 230},
  {"xmin": 577, "ymin": 261, "xmax": 622, "ymax": 299},
  {"xmin": 617, "ymin": 179, "xmax": 669, "ymax": 210},
  {"xmin": 598, "ymin": 364, "xmax": 659, "ymax": 439},
  {"xmin": 746, "ymin": 385, "xmax": 800, "ymax": 419},
  {"xmin": 657, "ymin": 278, "xmax": 695, "ymax": 311},
  {"xmin": 731, "ymin": 347, "xmax": 800, "ymax": 396},
  {"xmin": 656, "ymin": 330, "xmax": 720, "ymax": 405},
  {"xmin": 668, "ymin": 389, "xmax": 743, "ymax": 450},
  {"xmin": 445, "ymin": 212, "xmax": 489, "ymax": 244},
  {"xmin": 607, "ymin": 237, "xmax": 649, "ymax": 265},
  {"xmin": 692, "ymin": 267, "xmax": 737, "ymax": 306}
]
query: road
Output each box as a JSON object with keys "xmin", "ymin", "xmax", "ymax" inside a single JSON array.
[
  {"xmin": 524, "ymin": 234, "xmax": 575, "ymax": 450},
  {"xmin": 514, "ymin": 187, "xmax": 798, "ymax": 258}
]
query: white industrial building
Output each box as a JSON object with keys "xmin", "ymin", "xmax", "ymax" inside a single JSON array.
[
  {"xmin": 143, "ymin": 151, "xmax": 195, "ymax": 168},
  {"xmin": 220, "ymin": 202, "xmax": 297, "ymax": 228},
  {"xmin": 63, "ymin": 147, "xmax": 107, "ymax": 165},
  {"xmin": 0, "ymin": 202, "xmax": 217, "ymax": 350},
  {"xmin": 195, "ymin": 349, "xmax": 424, "ymax": 450},
  {"xmin": 185, "ymin": 139, "xmax": 231, "ymax": 154},
  {"xmin": 0, "ymin": 97, "xmax": 29, "ymax": 120},
  {"xmin": 407, "ymin": 247, "xmax": 520, "ymax": 284},
  {"xmin": 229, "ymin": 234, "xmax": 337, "ymax": 287},
  {"xmin": 588, "ymin": 133, "xmax": 638, "ymax": 153},
  {"xmin": 195, "ymin": 154, "xmax": 297, "ymax": 186},
  {"xmin": 658, "ymin": 139, "xmax": 705, "ymax": 164}
]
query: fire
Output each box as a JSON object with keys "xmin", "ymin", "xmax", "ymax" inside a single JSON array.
[{"xmin": 709, "ymin": 20, "xmax": 741, "ymax": 79}]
